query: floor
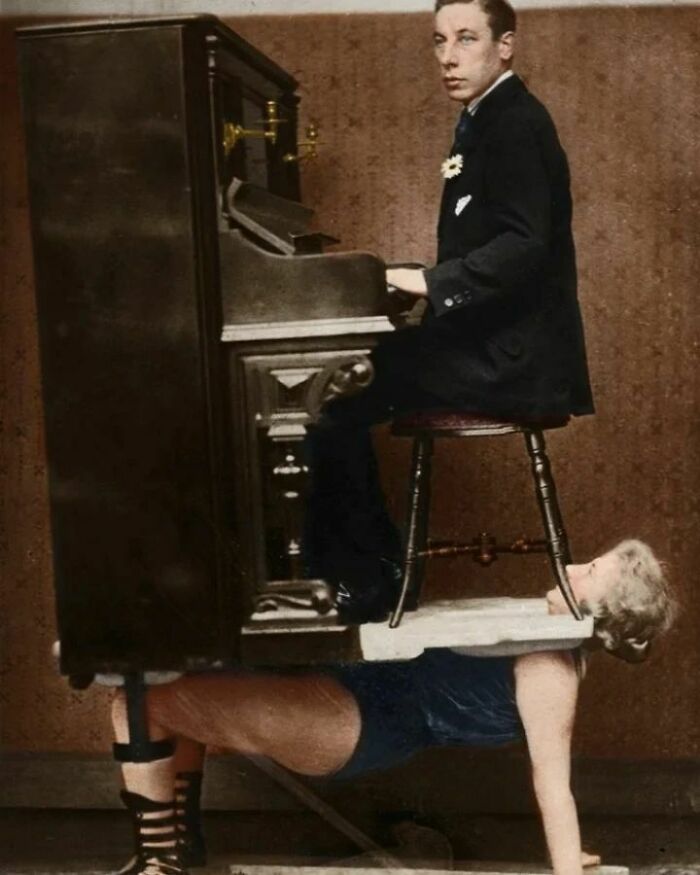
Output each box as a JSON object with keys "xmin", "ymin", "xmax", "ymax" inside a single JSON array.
[{"xmin": 0, "ymin": 810, "xmax": 699, "ymax": 875}]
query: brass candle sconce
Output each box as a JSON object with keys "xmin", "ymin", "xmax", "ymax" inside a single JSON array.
[
  {"xmin": 222, "ymin": 100, "xmax": 285, "ymax": 158},
  {"xmin": 283, "ymin": 121, "xmax": 321, "ymax": 163}
]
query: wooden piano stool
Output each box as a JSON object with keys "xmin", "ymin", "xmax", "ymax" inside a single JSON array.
[{"xmin": 389, "ymin": 412, "xmax": 581, "ymax": 627}]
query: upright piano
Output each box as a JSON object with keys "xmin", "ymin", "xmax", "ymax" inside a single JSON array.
[{"xmin": 18, "ymin": 14, "xmax": 403, "ymax": 681}]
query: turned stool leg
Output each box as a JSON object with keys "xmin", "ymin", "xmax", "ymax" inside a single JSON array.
[
  {"xmin": 390, "ymin": 434, "xmax": 433, "ymax": 628},
  {"xmin": 523, "ymin": 429, "xmax": 582, "ymax": 620}
]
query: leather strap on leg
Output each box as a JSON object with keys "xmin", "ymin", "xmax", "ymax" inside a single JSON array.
[
  {"xmin": 114, "ymin": 673, "xmax": 176, "ymax": 763},
  {"xmin": 113, "ymin": 739, "xmax": 175, "ymax": 763}
]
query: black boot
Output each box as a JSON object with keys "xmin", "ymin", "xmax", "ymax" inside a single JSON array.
[
  {"xmin": 117, "ymin": 790, "xmax": 188, "ymax": 875},
  {"xmin": 174, "ymin": 771, "xmax": 207, "ymax": 868},
  {"xmin": 334, "ymin": 556, "xmax": 403, "ymax": 624}
]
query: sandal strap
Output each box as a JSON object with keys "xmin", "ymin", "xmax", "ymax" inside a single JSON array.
[
  {"xmin": 120, "ymin": 791, "xmax": 182, "ymax": 860},
  {"xmin": 121, "ymin": 790, "xmax": 176, "ymax": 814},
  {"xmin": 172, "ymin": 771, "xmax": 206, "ymax": 868},
  {"xmin": 135, "ymin": 814, "xmax": 178, "ymax": 831},
  {"xmin": 173, "ymin": 772, "xmax": 202, "ymax": 825},
  {"xmin": 116, "ymin": 851, "xmax": 186, "ymax": 875},
  {"xmin": 140, "ymin": 854, "xmax": 184, "ymax": 875}
]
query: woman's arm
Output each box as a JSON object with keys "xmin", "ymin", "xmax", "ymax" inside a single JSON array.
[{"xmin": 515, "ymin": 651, "xmax": 583, "ymax": 875}]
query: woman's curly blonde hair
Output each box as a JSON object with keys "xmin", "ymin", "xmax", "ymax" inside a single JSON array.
[{"xmin": 581, "ymin": 539, "xmax": 675, "ymax": 663}]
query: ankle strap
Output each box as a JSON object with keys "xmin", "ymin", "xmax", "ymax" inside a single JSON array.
[
  {"xmin": 121, "ymin": 790, "xmax": 176, "ymax": 814},
  {"xmin": 137, "ymin": 853, "xmax": 183, "ymax": 875}
]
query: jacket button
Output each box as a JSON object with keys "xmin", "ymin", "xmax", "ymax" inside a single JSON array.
[{"xmin": 444, "ymin": 297, "xmax": 454, "ymax": 307}]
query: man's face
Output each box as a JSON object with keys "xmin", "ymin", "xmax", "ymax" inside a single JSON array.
[{"xmin": 433, "ymin": 2, "xmax": 514, "ymax": 105}]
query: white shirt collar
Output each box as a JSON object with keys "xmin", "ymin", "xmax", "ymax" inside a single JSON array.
[{"xmin": 467, "ymin": 69, "xmax": 514, "ymax": 116}]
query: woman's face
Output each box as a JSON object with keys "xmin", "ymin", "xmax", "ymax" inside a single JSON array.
[{"xmin": 546, "ymin": 551, "xmax": 620, "ymax": 615}]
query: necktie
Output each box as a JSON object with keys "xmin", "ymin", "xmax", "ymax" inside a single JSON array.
[{"xmin": 451, "ymin": 109, "xmax": 474, "ymax": 153}]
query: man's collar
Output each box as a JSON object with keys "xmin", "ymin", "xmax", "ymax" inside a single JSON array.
[{"xmin": 467, "ymin": 69, "xmax": 514, "ymax": 115}]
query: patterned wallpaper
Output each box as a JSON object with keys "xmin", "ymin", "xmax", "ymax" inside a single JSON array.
[{"xmin": 0, "ymin": 8, "xmax": 698, "ymax": 757}]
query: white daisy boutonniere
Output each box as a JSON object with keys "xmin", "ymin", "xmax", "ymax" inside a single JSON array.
[{"xmin": 441, "ymin": 153, "xmax": 463, "ymax": 179}]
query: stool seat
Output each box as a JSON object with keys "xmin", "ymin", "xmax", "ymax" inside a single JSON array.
[{"xmin": 392, "ymin": 411, "xmax": 570, "ymax": 437}]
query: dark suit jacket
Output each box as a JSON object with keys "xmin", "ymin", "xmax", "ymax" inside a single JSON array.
[{"xmin": 421, "ymin": 74, "xmax": 594, "ymax": 418}]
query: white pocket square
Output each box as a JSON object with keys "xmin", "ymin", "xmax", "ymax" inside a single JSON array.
[{"xmin": 455, "ymin": 195, "xmax": 472, "ymax": 216}]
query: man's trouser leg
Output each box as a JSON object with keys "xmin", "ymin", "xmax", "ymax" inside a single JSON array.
[{"xmin": 303, "ymin": 328, "xmax": 443, "ymax": 622}]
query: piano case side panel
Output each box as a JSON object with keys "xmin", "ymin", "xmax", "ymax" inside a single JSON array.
[{"xmin": 19, "ymin": 25, "xmax": 239, "ymax": 675}]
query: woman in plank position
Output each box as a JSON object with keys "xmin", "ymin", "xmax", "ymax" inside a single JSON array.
[{"xmin": 113, "ymin": 539, "xmax": 673, "ymax": 875}]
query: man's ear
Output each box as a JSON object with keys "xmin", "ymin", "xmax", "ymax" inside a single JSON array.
[{"xmin": 499, "ymin": 31, "xmax": 515, "ymax": 63}]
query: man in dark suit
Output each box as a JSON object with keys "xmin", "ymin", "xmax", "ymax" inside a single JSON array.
[{"xmin": 306, "ymin": 0, "xmax": 593, "ymax": 622}]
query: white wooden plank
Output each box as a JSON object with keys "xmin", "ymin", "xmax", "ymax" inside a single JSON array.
[{"xmin": 360, "ymin": 597, "xmax": 593, "ymax": 660}]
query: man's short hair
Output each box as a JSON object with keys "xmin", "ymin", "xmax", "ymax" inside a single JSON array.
[{"xmin": 434, "ymin": 0, "xmax": 517, "ymax": 40}]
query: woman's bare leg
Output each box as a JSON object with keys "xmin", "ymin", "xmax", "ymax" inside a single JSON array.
[
  {"xmin": 111, "ymin": 669, "xmax": 360, "ymax": 872},
  {"xmin": 112, "ymin": 669, "xmax": 361, "ymax": 794},
  {"xmin": 111, "ymin": 695, "xmax": 182, "ymax": 871},
  {"xmin": 147, "ymin": 670, "xmax": 361, "ymax": 776},
  {"xmin": 173, "ymin": 737, "xmax": 205, "ymax": 774},
  {"xmin": 112, "ymin": 693, "xmax": 175, "ymax": 802}
]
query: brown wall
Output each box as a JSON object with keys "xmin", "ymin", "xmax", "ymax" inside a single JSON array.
[{"xmin": 1, "ymin": 8, "xmax": 698, "ymax": 758}]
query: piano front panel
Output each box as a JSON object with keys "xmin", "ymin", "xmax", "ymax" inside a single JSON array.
[{"xmin": 231, "ymin": 343, "xmax": 385, "ymax": 612}]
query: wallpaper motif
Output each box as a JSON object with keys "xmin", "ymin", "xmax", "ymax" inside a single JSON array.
[{"xmin": 0, "ymin": 8, "xmax": 698, "ymax": 756}]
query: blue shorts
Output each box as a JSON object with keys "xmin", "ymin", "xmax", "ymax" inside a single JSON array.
[{"xmin": 325, "ymin": 649, "xmax": 522, "ymax": 780}]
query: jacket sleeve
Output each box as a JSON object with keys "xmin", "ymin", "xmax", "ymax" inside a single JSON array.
[{"xmin": 424, "ymin": 114, "xmax": 552, "ymax": 317}]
